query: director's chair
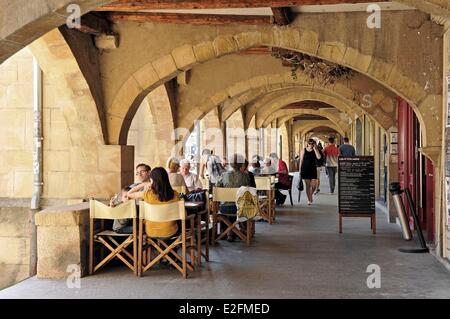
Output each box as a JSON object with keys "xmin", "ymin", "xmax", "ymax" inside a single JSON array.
[
  {"xmin": 89, "ymin": 199, "xmax": 138, "ymax": 275},
  {"xmin": 138, "ymin": 199, "xmax": 195, "ymax": 278}
]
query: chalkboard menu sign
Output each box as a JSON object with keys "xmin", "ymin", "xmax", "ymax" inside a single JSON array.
[{"xmin": 338, "ymin": 156, "xmax": 375, "ymax": 214}]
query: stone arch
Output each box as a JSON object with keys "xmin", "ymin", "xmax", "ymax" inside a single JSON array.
[
  {"xmin": 28, "ymin": 29, "xmax": 105, "ymax": 146},
  {"xmin": 127, "ymin": 85, "xmax": 175, "ymax": 167},
  {"xmin": 178, "ymin": 71, "xmax": 393, "ymax": 133},
  {"xmin": 0, "ymin": 1, "xmax": 118, "ymax": 65},
  {"xmin": 108, "ymin": 27, "xmax": 433, "ymax": 149},
  {"xmin": 263, "ymin": 109, "xmax": 350, "ymax": 134},
  {"xmin": 251, "ymin": 90, "xmax": 364, "ymax": 129},
  {"xmin": 27, "ymin": 28, "xmax": 129, "ymax": 199},
  {"xmin": 220, "ymin": 82, "xmax": 364, "ymax": 125},
  {"xmin": 1, "ymin": 1, "xmax": 446, "ymax": 67},
  {"xmin": 293, "ymin": 122, "xmax": 344, "ymax": 138},
  {"xmin": 251, "ymin": 90, "xmax": 387, "ymax": 130}
]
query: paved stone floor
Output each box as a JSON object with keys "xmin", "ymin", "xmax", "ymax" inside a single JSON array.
[{"xmin": 1, "ymin": 173, "xmax": 450, "ymax": 299}]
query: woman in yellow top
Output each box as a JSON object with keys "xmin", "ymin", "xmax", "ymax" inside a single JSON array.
[{"xmin": 125, "ymin": 167, "xmax": 180, "ymax": 238}]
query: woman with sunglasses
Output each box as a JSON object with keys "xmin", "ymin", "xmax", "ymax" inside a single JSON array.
[{"xmin": 299, "ymin": 139, "xmax": 322, "ymax": 205}]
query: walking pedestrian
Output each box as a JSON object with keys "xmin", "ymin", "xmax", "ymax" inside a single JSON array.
[
  {"xmin": 323, "ymin": 137, "xmax": 339, "ymax": 194},
  {"xmin": 299, "ymin": 139, "xmax": 322, "ymax": 205},
  {"xmin": 339, "ymin": 137, "xmax": 356, "ymax": 156}
]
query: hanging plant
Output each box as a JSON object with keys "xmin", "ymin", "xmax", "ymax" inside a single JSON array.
[{"xmin": 272, "ymin": 49, "xmax": 353, "ymax": 84}]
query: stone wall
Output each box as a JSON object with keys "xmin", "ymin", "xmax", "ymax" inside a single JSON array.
[
  {"xmin": 128, "ymin": 85, "xmax": 175, "ymax": 170},
  {"xmin": 0, "ymin": 207, "xmax": 30, "ymax": 290},
  {"xmin": 226, "ymin": 110, "xmax": 246, "ymax": 158},
  {"xmin": 0, "ymin": 48, "xmax": 34, "ymax": 290},
  {"xmin": 0, "ymin": 47, "xmax": 34, "ymax": 199}
]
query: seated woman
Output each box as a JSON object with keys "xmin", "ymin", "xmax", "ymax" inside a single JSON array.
[
  {"xmin": 125, "ymin": 167, "xmax": 180, "ymax": 238},
  {"xmin": 166, "ymin": 156, "xmax": 188, "ymax": 192},
  {"xmin": 215, "ymin": 153, "xmax": 250, "ymax": 242}
]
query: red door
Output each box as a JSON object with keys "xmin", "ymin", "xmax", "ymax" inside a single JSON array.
[
  {"xmin": 397, "ymin": 98, "xmax": 413, "ymax": 226},
  {"xmin": 425, "ymin": 159, "xmax": 435, "ymax": 241},
  {"xmin": 397, "ymin": 98, "xmax": 419, "ymax": 228}
]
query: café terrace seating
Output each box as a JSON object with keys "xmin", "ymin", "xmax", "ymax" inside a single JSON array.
[{"xmin": 88, "ymin": 175, "xmax": 278, "ymax": 277}]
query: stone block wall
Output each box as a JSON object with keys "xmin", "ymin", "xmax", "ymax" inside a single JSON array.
[
  {"xmin": 128, "ymin": 85, "xmax": 175, "ymax": 170},
  {"xmin": 0, "ymin": 207, "xmax": 30, "ymax": 289},
  {"xmin": 0, "ymin": 48, "xmax": 34, "ymax": 199},
  {"xmin": 226, "ymin": 110, "xmax": 246, "ymax": 158},
  {"xmin": 0, "ymin": 38, "xmax": 135, "ymax": 290}
]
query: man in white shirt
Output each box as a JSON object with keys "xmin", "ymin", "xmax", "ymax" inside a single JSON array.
[
  {"xmin": 262, "ymin": 158, "xmax": 277, "ymax": 175},
  {"xmin": 180, "ymin": 159, "xmax": 203, "ymax": 192}
]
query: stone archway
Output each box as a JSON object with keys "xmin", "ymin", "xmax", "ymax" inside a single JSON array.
[
  {"xmin": 107, "ymin": 27, "xmax": 437, "ymax": 155},
  {"xmin": 263, "ymin": 108, "xmax": 350, "ymax": 134},
  {"xmin": 1, "ymin": 1, "xmax": 448, "ymax": 67},
  {"xmin": 127, "ymin": 85, "xmax": 175, "ymax": 167},
  {"xmin": 178, "ymin": 70, "xmax": 394, "ymax": 132},
  {"xmin": 29, "ymin": 28, "xmax": 132, "ymax": 199},
  {"xmin": 294, "ymin": 121, "xmax": 346, "ymax": 138},
  {"xmin": 29, "ymin": 29, "xmax": 105, "ymax": 147}
]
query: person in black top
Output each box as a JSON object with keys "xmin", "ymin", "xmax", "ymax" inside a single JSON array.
[{"xmin": 299, "ymin": 139, "xmax": 322, "ymax": 205}]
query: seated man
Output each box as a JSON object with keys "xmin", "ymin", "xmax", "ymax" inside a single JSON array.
[
  {"xmin": 262, "ymin": 158, "xmax": 277, "ymax": 175},
  {"xmin": 270, "ymin": 153, "xmax": 290, "ymax": 205},
  {"xmin": 216, "ymin": 154, "xmax": 250, "ymax": 242},
  {"xmin": 180, "ymin": 159, "xmax": 205, "ymax": 202},
  {"xmin": 249, "ymin": 156, "xmax": 262, "ymax": 176},
  {"xmin": 109, "ymin": 186, "xmax": 133, "ymax": 233},
  {"xmin": 109, "ymin": 163, "xmax": 151, "ymax": 233}
]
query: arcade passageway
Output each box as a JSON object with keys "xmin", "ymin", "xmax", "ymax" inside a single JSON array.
[
  {"xmin": 1, "ymin": 0, "xmax": 450, "ymax": 297},
  {"xmin": 1, "ymin": 175, "xmax": 449, "ymax": 298}
]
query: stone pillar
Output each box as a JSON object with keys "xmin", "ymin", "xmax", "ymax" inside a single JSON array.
[{"xmin": 35, "ymin": 203, "xmax": 89, "ymax": 279}]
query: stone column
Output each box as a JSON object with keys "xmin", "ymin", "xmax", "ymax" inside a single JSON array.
[{"xmin": 35, "ymin": 203, "xmax": 90, "ymax": 279}]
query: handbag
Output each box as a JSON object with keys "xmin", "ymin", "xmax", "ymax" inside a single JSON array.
[{"xmin": 297, "ymin": 174, "xmax": 304, "ymax": 191}]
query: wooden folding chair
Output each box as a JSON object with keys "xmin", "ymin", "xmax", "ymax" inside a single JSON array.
[
  {"xmin": 197, "ymin": 177, "xmax": 213, "ymax": 265},
  {"xmin": 89, "ymin": 199, "xmax": 138, "ymax": 275},
  {"xmin": 211, "ymin": 187, "xmax": 255, "ymax": 246},
  {"xmin": 277, "ymin": 174, "xmax": 294, "ymax": 206},
  {"xmin": 138, "ymin": 200, "xmax": 195, "ymax": 278},
  {"xmin": 200, "ymin": 178, "xmax": 215, "ymax": 216},
  {"xmin": 255, "ymin": 176, "xmax": 275, "ymax": 224}
]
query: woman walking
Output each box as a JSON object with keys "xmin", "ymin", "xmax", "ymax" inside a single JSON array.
[{"xmin": 299, "ymin": 139, "xmax": 322, "ymax": 205}]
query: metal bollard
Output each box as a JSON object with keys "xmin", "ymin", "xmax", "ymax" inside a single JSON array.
[{"xmin": 389, "ymin": 182, "xmax": 412, "ymax": 241}]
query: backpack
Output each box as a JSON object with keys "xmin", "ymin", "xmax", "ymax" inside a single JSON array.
[
  {"xmin": 236, "ymin": 187, "xmax": 261, "ymax": 222},
  {"xmin": 208, "ymin": 155, "xmax": 225, "ymax": 182}
]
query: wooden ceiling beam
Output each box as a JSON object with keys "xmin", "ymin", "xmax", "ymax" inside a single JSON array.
[
  {"xmin": 96, "ymin": 0, "xmax": 385, "ymax": 11},
  {"xmin": 271, "ymin": 7, "xmax": 291, "ymax": 25},
  {"xmin": 107, "ymin": 12, "xmax": 271, "ymax": 24},
  {"xmin": 77, "ymin": 13, "xmax": 112, "ymax": 34}
]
